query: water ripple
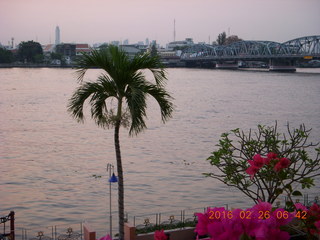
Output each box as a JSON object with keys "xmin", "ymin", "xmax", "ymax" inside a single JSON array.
[{"xmin": 0, "ymin": 68, "xmax": 319, "ymax": 236}]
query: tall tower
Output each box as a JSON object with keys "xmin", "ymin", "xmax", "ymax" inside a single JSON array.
[
  {"xmin": 55, "ymin": 26, "xmax": 60, "ymax": 45},
  {"xmin": 173, "ymin": 19, "xmax": 176, "ymax": 42}
]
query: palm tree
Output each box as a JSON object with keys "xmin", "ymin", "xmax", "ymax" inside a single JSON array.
[{"xmin": 68, "ymin": 46, "xmax": 174, "ymax": 240}]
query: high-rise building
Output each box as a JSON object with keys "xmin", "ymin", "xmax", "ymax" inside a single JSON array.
[
  {"xmin": 123, "ymin": 39, "xmax": 129, "ymax": 45},
  {"xmin": 55, "ymin": 26, "xmax": 60, "ymax": 45},
  {"xmin": 173, "ymin": 19, "xmax": 176, "ymax": 42},
  {"xmin": 110, "ymin": 41, "xmax": 120, "ymax": 46}
]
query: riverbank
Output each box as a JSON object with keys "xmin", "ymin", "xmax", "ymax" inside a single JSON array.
[
  {"xmin": 1, "ymin": 62, "xmax": 319, "ymax": 69},
  {"xmin": 0, "ymin": 63, "xmax": 77, "ymax": 68}
]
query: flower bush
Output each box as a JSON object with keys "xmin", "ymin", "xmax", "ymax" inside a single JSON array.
[
  {"xmin": 195, "ymin": 201, "xmax": 294, "ymax": 240},
  {"xmin": 202, "ymin": 123, "xmax": 320, "ymax": 239},
  {"xmin": 304, "ymin": 203, "xmax": 320, "ymax": 236},
  {"xmin": 98, "ymin": 234, "xmax": 112, "ymax": 240},
  {"xmin": 194, "ymin": 202, "xmax": 320, "ymax": 240},
  {"xmin": 245, "ymin": 152, "xmax": 291, "ymax": 179},
  {"xmin": 205, "ymin": 123, "xmax": 320, "ymax": 204},
  {"xmin": 154, "ymin": 230, "xmax": 168, "ymax": 240}
]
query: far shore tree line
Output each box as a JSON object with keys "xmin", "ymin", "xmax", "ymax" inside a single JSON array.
[
  {"xmin": 0, "ymin": 40, "xmax": 76, "ymax": 64},
  {"xmin": 0, "ymin": 32, "xmax": 242, "ymax": 64},
  {"xmin": 0, "ymin": 40, "xmax": 58, "ymax": 64},
  {"xmin": 215, "ymin": 31, "xmax": 242, "ymax": 45},
  {"xmin": 0, "ymin": 41, "xmax": 44, "ymax": 64},
  {"xmin": 172, "ymin": 32, "xmax": 242, "ymax": 51}
]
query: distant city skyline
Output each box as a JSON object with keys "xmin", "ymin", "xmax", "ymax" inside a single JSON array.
[{"xmin": 1, "ymin": 0, "xmax": 319, "ymax": 47}]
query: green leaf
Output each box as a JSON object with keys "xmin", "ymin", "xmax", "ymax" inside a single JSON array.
[
  {"xmin": 275, "ymin": 188, "xmax": 283, "ymax": 195},
  {"xmin": 207, "ymin": 154, "xmax": 221, "ymax": 165},
  {"xmin": 285, "ymin": 201, "xmax": 294, "ymax": 211},
  {"xmin": 92, "ymin": 174, "xmax": 102, "ymax": 178},
  {"xmin": 300, "ymin": 178, "xmax": 315, "ymax": 189},
  {"xmin": 285, "ymin": 201, "xmax": 293, "ymax": 206},
  {"xmin": 285, "ymin": 184, "xmax": 293, "ymax": 193},
  {"xmin": 221, "ymin": 132, "xmax": 229, "ymax": 138},
  {"xmin": 231, "ymin": 128, "xmax": 239, "ymax": 134}
]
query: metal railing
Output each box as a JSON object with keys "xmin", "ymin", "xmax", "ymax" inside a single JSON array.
[
  {"xmin": 19, "ymin": 223, "xmax": 82, "ymax": 240},
  {"xmin": 130, "ymin": 205, "xmax": 229, "ymax": 233},
  {"xmin": 0, "ymin": 211, "xmax": 15, "ymax": 240}
]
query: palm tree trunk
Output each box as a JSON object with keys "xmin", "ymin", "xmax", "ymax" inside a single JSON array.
[{"xmin": 115, "ymin": 119, "xmax": 124, "ymax": 240}]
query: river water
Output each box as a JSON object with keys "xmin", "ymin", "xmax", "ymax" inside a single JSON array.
[{"xmin": 1, "ymin": 67, "xmax": 320, "ymax": 237}]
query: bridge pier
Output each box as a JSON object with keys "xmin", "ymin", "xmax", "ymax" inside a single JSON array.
[
  {"xmin": 185, "ymin": 61, "xmax": 198, "ymax": 68},
  {"xmin": 269, "ymin": 59, "xmax": 296, "ymax": 72},
  {"xmin": 215, "ymin": 61, "xmax": 239, "ymax": 70},
  {"xmin": 185, "ymin": 61, "xmax": 215, "ymax": 68}
]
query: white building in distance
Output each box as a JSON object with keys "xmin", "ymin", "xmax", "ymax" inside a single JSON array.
[
  {"xmin": 166, "ymin": 38, "xmax": 194, "ymax": 50},
  {"xmin": 55, "ymin": 26, "xmax": 60, "ymax": 45}
]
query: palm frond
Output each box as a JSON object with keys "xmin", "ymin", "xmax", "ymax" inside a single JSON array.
[
  {"xmin": 130, "ymin": 53, "xmax": 167, "ymax": 87},
  {"xmin": 89, "ymin": 75, "xmax": 118, "ymax": 128},
  {"xmin": 144, "ymin": 83, "xmax": 174, "ymax": 122},
  {"xmin": 125, "ymin": 76, "xmax": 148, "ymax": 135},
  {"xmin": 75, "ymin": 48, "xmax": 114, "ymax": 83},
  {"xmin": 150, "ymin": 68, "xmax": 168, "ymax": 87},
  {"xmin": 68, "ymin": 76, "xmax": 119, "ymax": 128},
  {"xmin": 68, "ymin": 81, "xmax": 103, "ymax": 122}
]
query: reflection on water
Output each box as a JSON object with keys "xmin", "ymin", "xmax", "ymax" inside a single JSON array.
[{"xmin": 1, "ymin": 68, "xmax": 320, "ymax": 236}]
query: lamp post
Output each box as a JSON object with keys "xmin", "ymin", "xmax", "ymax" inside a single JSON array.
[{"xmin": 107, "ymin": 163, "xmax": 118, "ymax": 238}]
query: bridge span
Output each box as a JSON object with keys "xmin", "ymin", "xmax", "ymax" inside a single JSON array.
[{"xmin": 180, "ymin": 35, "xmax": 320, "ymax": 71}]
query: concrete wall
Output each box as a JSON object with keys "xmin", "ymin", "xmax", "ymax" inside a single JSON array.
[
  {"xmin": 83, "ymin": 223, "xmax": 96, "ymax": 240},
  {"xmin": 83, "ymin": 222, "xmax": 208, "ymax": 240},
  {"xmin": 124, "ymin": 223, "xmax": 198, "ymax": 240}
]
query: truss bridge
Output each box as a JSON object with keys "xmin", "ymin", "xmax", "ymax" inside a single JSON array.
[{"xmin": 180, "ymin": 35, "xmax": 320, "ymax": 71}]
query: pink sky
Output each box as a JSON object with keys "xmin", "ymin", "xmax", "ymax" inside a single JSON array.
[{"xmin": 1, "ymin": 0, "xmax": 319, "ymax": 47}]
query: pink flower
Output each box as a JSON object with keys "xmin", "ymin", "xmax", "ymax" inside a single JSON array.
[
  {"xmin": 246, "ymin": 154, "xmax": 272, "ymax": 179},
  {"xmin": 245, "ymin": 205, "xmax": 291, "ymax": 240},
  {"xmin": 195, "ymin": 207, "xmax": 226, "ymax": 236},
  {"xmin": 263, "ymin": 152, "xmax": 277, "ymax": 165},
  {"xmin": 206, "ymin": 212, "xmax": 244, "ymax": 240},
  {"xmin": 279, "ymin": 158, "xmax": 291, "ymax": 168},
  {"xmin": 207, "ymin": 221, "xmax": 225, "ymax": 239},
  {"xmin": 272, "ymin": 208, "xmax": 294, "ymax": 227},
  {"xmin": 263, "ymin": 157, "xmax": 271, "ymax": 165},
  {"xmin": 245, "ymin": 166, "xmax": 260, "ymax": 179},
  {"xmin": 268, "ymin": 228, "xmax": 290, "ymax": 240},
  {"xmin": 273, "ymin": 162, "xmax": 282, "ymax": 172},
  {"xmin": 252, "ymin": 154, "xmax": 265, "ymax": 168},
  {"xmin": 252, "ymin": 201, "xmax": 272, "ymax": 213},
  {"xmin": 308, "ymin": 203, "xmax": 320, "ymax": 221},
  {"xmin": 252, "ymin": 224, "xmax": 269, "ymax": 240},
  {"xmin": 194, "ymin": 212, "xmax": 209, "ymax": 236},
  {"xmin": 274, "ymin": 158, "xmax": 291, "ymax": 172},
  {"xmin": 98, "ymin": 235, "xmax": 112, "ymax": 240},
  {"xmin": 154, "ymin": 230, "xmax": 167, "ymax": 240},
  {"xmin": 267, "ymin": 152, "xmax": 277, "ymax": 159},
  {"xmin": 294, "ymin": 203, "xmax": 308, "ymax": 212},
  {"xmin": 195, "ymin": 204, "xmax": 295, "ymax": 240},
  {"xmin": 315, "ymin": 220, "xmax": 320, "ymax": 233}
]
